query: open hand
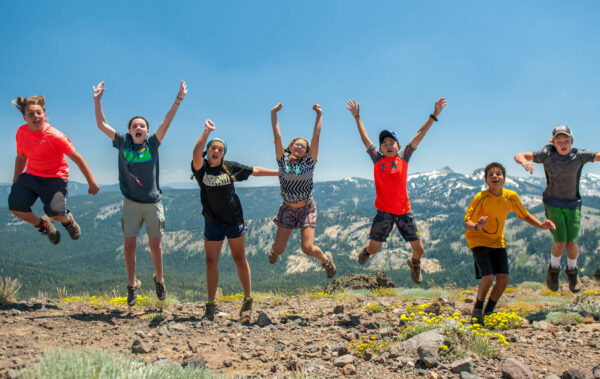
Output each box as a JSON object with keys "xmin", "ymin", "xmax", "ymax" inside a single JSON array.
[
  {"xmin": 313, "ymin": 103, "xmax": 322, "ymax": 114},
  {"xmin": 205, "ymin": 119, "xmax": 215, "ymax": 131},
  {"xmin": 271, "ymin": 103, "xmax": 283, "ymax": 113},
  {"xmin": 346, "ymin": 100, "xmax": 360, "ymax": 117},
  {"xmin": 541, "ymin": 219, "xmax": 556, "ymax": 230},
  {"xmin": 521, "ymin": 161, "xmax": 534, "ymax": 175},
  {"xmin": 177, "ymin": 80, "xmax": 187, "ymax": 101},
  {"xmin": 433, "ymin": 98, "xmax": 447, "ymax": 117},
  {"xmin": 93, "ymin": 82, "xmax": 105, "ymax": 100}
]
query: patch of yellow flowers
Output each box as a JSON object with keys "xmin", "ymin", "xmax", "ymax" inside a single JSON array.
[
  {"xmin": 61, "ymin": 295, "xmax": 150, "ymax": 308},
  {"xmin": 363, "ymin": 303, "xmax": 395, "ymax": 314},
  {"xmin": 483, "ymin": 311, "xmax": 523, "ymax": 331},
  {"xmin": 348, "ymin": 335, "xmax": 390, "ymax": 356},
  {"xmin": 307, "ymin": 291, "xmax": 348, "ymax": 300},
  {"xmin": 582, "ymin": 289, "xmax": 599, "ymax": 295}
]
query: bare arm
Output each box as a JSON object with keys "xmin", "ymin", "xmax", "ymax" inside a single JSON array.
[
  {"xmin": 251, "ymin": 167, "xmax": 279, "ymax": 177},
  {"xmin": 464, "ymin": 216, "xmax": 488, "ymax": 231},
  {"xmin": 271, "ymin": 103, "xmax": 285, "ymax": 160},
  {"xmin": 155, "ymin": 80, "xmax": 187, "ymax": 143},
  {"xmin": 309, "ymin": 104, "xmax": 322, "ymax": 161},
  {"xmin": 346, "ymin": 100, "xmax": 373, "ymax": 149},
  {"xmin": 192, "ymin": 120, "xmax": 215, "ymax": 171},
  {"xmin": 93, "ymin": 82, "xmax": 116, "ymax": 141},
  {"xmin": 523, "ymin": 213, "xmax": 556, "ymax": 230},
  {"xmin": 409, "ymin": 97, "xmax": 446, "ymax": 149},
  {"xmin": 514, "ymin": 152, "xmax": 535, "ymax": 174},
  {"xmin": 13, "ymin": 155, "xmax": 27, "ymax": 183},
  {"xmin": 67, "ymin": 150, "xmax": 100, "ymax": 195}
]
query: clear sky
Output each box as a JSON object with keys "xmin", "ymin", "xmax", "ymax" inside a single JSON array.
[{"xmin": 2, "ymin": 1, "xmax": 599, "ymax": 186}]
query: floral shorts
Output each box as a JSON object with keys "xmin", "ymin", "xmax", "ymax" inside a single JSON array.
[{"xmin": 273, "ymin": 199, "xmax": 317, "ymax": 229}]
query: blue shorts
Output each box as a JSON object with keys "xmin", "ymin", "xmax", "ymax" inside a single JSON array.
[{"xmin": 204, "ymin": 219, "xmax": 247, "ymax": 241}]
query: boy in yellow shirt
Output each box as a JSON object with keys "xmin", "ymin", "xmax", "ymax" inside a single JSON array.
[{"xmin": 464, "ymin": 162, "xmax": 555, "ymax": 324}]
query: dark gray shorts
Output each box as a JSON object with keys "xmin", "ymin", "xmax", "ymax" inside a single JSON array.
[
  {"xmin": 368, "ymin": 210, "xmax": 420, "ymax": 242},
  {"xmin": 8, "ymin": 173, "xmax": 68, "ymax": 217}
]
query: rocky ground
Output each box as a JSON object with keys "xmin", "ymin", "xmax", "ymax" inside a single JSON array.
[{"xmin": 1, "ymin": 279, "xmax": 600, "ymax": 378}]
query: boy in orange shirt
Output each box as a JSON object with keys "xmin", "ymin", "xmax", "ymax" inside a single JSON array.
[{"xmin": 464, "ymin": 162, "xmax": 555, "ymax": 324}]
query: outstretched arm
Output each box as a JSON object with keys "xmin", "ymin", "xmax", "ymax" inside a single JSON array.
[
  {"xmin": 93, "ymin": 82, "xmax": 116, "ymax": 141},
  {"xmin": 524, "ymin": 213, "xmax": 556, "ymax": 230},
  {"xmin": 346, "ymin": 100, "xmax": 373, "ymax": 149},
  {"xmin": 155, "ymin": 80, "xmax": 187, "ymax": 143},
  {"xmin": 251, "ymin": 167, "xmax": 279, "ymax": 176},
  {"xmin": 192, "ymin": 120, "xmax": 215, "ymax": 171},
  {"xmin": 271, "ymin": 103, "xmax": 285, "ymax": 160},
  {"xmin": 514, "ymin": 152, "xmax": 535, "ymax": 174},
  {"xmin": 68, "ymin": 150, "xmax": 100, "ymax": 195},
  {"xmin": 309, "ymin": 104, "xmax": 322, "ymax": 161},
  {"xmin": 409, "ymin": 97, "xmax": 446, "ymax": 149},
  {"xmin": 13, "ymin": 155, "xmax": 27, "ymax": 184}
]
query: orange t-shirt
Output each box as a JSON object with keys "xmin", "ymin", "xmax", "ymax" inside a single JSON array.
[{"xmin": 15, "ymin": 123, "xmax": 74, "ymax": 179}]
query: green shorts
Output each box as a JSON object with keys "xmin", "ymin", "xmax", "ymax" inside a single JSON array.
[{"xmin": 544, "ymin": 206, "xmax": 580, "ymax": 243}]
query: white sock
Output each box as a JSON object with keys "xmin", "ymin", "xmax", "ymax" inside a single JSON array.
[
  {"xmin": 567, "ymin": 257, "xmax": 578, "ymax": 270},
  {"xmin": 550, "ymin": 255, "xmax": 561, "ymax": 269}
]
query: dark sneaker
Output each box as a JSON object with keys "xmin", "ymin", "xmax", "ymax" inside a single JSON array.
[
  {"xmin": 471, "ymin": 308, "xmax": 484, "ymax": 325},
  {"xmin": 357, "ymin": 247, "xmax": 370, "ymax": 265},
  {"xmin": 127, "ymin": 279, "xmax": 141, "ymax": 307},
  {"xmin": 407, "ymin": 258, "xmax": 423, "ymax": 285},
  {"xmin": 153, "ymin": 274, "xmax": 167, "ymax": 300},
  {"xmin": 62, "ymin": 212, "xmax": 80, "ymax": 240},
  {"xmin": 203, "ymin": 302, "xmax": 217, "ymax": 322},
  {"xmin": 322, "ymin": 252, "xmax": 337, "ymax": 278},
  {"xmin": 39, "ymin": 215, "xmax": 60, "ymax": 245},
  {"xmin": 546, "ymin": 264, "xmax": 561, "ymax": 292},
  {"xmin": 565, "ymin": 267, "xmax": 582, "ymax": 293},
  {"xmin": 239, "ymin": 297, "xmax": 253, "ymax": 324},
  {"xmin": 268, "ymin": 247, "xmax": 279, "ymax": 264}
]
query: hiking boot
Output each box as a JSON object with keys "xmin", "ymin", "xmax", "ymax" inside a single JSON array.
[
  {"xmin": 62, "ymin": 212, "xmax": 80, "ymax": 240},
  {"xmin": 153, "ymin": 274, "xmax": 167, "ymax": 301},
  {"xmin": 39, "ymin": 215, "xmax": 60, "ymax": 245},
  {"xmin": 239, "ymin": 297, "xmax": 253, "ymax": 324},
  {"xmin": 471, "ymin": 308, "xmax": 484, "ymax": 325},
  {"xmin": 407, "ymin": 258, "xmax": 423, "ymax": 285},
  {"xmin": 322, "ymin": 252, "xmax": 337, "ymax": 278},
  {"xmin": 127, "ymin": 279, "xmax": 141, "ymax": 307},
  {"xmin": 565, "ymin": 266, "xmax": 582, "ymax": 293},
  {"xmin": 268, "ymin": 247, "xmax": 279, "ymax": 264},
  {"xmin": 546, "ymin": 264, "xmax": 561, "ymax": 292},
  {"xmin": 357, "ymin": 247, "xmax": 370, "ymax": 265},
  {"xmin": 204, "ymin": 302, "xmax": 217, "ymax": 322}
]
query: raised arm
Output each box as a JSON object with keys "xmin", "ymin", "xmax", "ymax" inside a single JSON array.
[
  {"xmin": 192, "ymin": 120, "xmax": 215, "ymax": 171},
  {"xmin": 67, "ymin": 150, "xmax": 100, "ymax": 195},
  {"xmin": 13, "ymin": 155, "xmax": 27, "ymax": 183},
  {"xmin": 409, "ymin": 97, "xmax": 446, "ymax": 149},
  {"xmin": 155, "ymin": 80, "xmax": 187, "ymax": 143},
  {"xmin": 93, "ymin": 81, "xmax": 116, "ymax": 141},
  {"xmin": 346, "ymin": 100, "xmax": 373, "ymax": 149},
  {"xmin": 309, "ymin": 104, "xmax": 322, "ymax": 161},
  {"xmin": 251, "ymin": 167, "xmax": 279, "ymax": 176},
  {"xmin": 271, "ymin": 103, "xmax": 285, "ymax": 160},
  {"xmin": 514, "ymin": 152, "xmax": 535, "ymax": 174}
]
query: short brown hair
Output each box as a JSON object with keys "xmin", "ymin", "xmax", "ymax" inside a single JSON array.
[
  {"xmin": 12, "ymin": 95, "xmax": 46, "ymax": 115},
  {"xmin": 484, "ymin": 162, "xmax": 505, "ymax": 178},
  {"xmin": 128, "ymin": 116, "xmax": 150, "ymax": 130}
]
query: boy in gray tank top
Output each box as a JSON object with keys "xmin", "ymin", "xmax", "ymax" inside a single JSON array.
[{"xmin": 514, "ymin": 125, "xmax": 599, "ymax": 293}]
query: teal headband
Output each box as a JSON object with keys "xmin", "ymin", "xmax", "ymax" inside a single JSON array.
[{"xmin": 207, "ymin": 138, "xmax": 227, "ymax": 154}]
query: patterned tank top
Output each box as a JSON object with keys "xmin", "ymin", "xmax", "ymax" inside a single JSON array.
[{"xmin": 277, "ymin": 154, "xmax": 316, "ymax": 203}]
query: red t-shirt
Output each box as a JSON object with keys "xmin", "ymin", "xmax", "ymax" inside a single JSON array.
[
  {"xmin": 15, "ymin": 123, "xmax": 74, "ymax": 179},
  {"xmin": 368, "ymin": 144, "xmax": 415, "ymax": 215}
]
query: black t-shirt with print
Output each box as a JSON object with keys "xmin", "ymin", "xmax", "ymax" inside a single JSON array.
[{"xmin": 191, "ymin": 160, "xmax": 253, "ymax": 225}]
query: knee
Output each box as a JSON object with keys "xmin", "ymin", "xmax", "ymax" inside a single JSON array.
[
  {"xmin": 123, "ymin": 239, "xmax": 136, "ymax": 252},
  {"xmin": 232, "ymin": 252, "xmax": 248, "ymax": 266},
  {"xmin": 480, "ymin": 275, "xmax": 494, "ymax": 286},
  {"xmin": 301, "ymin": 243, "xmax": 314, "ymax": 255},
  {"xmin": 272, "ymin": 243, "xmax": 285, "ymax": 256},
  {"xmin": 148, "ymin": 239, "xmax": 162, "ymax": 251},
  {"xmin": 496, "ymin": 274, "xmax": 509, "ymax": 285},
  {"xmin": 205, "ymin": 256, "xmax": 219, "ymax": 269}
]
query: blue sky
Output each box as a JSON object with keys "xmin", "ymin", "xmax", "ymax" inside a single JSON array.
[{"xmin": 2, "ymin": 1, "xmax": 599, "ymax": 187}]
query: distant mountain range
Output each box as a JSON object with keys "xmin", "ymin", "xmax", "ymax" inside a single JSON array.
[{"xmin": 2, "ymin": 168, "xmax": 600, "ymax": 299}]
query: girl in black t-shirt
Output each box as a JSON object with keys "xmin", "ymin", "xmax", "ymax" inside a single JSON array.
[{"xmin": 191, "ymin": 120, "xmax": 278, "ymax": 323}]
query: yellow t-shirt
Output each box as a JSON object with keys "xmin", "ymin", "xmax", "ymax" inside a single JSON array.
[{"xmin": 464, "ymin": 188, "xmax": 530, "ymax": 249}]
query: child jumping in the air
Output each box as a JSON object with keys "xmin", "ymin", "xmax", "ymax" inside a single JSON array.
[
  {"xmin": 268, "ymin": 103, "xmax": 336, "ymax": 278},
  {"xmin": 93, "ymin": 80, "xmax": 187, "ymax": 306},
  {"xmin": 464, "ymin": 162, "xmax": 555, "ymax": 324},
  {"xmin": 346, "ymin": 98, "xmax": 446, "ymax": 285},
  {"xmin": 9, "ymin": 95, "xmax": 99, "ymax": 244},
  {"xmin": 192, "ymin": 120, "xmax": 278, "ymax": 323},
  {"xmin": 514, "ymin": 125, "xmax": 599, "ymax": 293}
]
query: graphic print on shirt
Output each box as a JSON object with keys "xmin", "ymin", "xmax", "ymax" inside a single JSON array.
[
  {"xmin": 278, "ymin": 155, "xmax": 315, "ymax": 203},
  {"xmin": 379, "ymin": 159, "xmax": 400, "ymax": 173},
  {"xmin": 123, "ymin": 145, "xmax": 152, "ymax": 163},
  {"xmin": 203, "ymin": 172, "xmax": 232, "ymax": 187}
]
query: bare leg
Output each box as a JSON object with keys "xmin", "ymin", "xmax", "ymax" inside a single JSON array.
[
  {"xmin": 148, "ymin": 237, "xmax": 163, "ymax": 282},
  {"xmin": 476, "ymin": 275, "xmax": 494, "ymax": 302},
  {"xmin": 300, "ymin": 227, "xmax": 328, "ymax": 264},
  {"xmin": 551, "ymin": 242, "xmax": 566, "ymax": 259},
  {"xmin": 565, "ymin": 242, "xmax": 579, "ymax": 260},
  {"xmin": 489, "ymin": 274, "xmax": 509, "ymax": 302},
  {"xmin": 123, "ymin": 237, "xmax": 137, "ymax": 286},
  {"xmin": 365, "ymin": 240, "xmax": 383, "ymax": 255},
  {"xmin": 409, "ymin": 239, "xmax": 424, "ymax": 260},
  {"xmin": 10, "ymin": 210, "xmax": 41, "ymax": 226},
  {"xmin": 205, "ymin": 240, "xmax": 224, "ymax": 302},
  {"xmin": 51, "ymin": 214, "xmax": 70, "ymax": 223},
  {"xmin": 271, "ymin": 226, "xmax": 294, "ymax": 256},
  {"xmin": 228, "ymin": 235, "xmax": 252, "ymax": 298}
]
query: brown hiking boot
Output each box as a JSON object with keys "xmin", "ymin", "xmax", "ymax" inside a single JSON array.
[
  {"xmin": 203, "ymin": 302, "xmax": 217, "ymax": 322},
  {"xmin": 407, "ymin": 258, "xmax": 423, "ymax": 285},
  {"xmin": 546, "ymin": 264, "xmax": 561, "ymax": 292},
  {"xmin": 127, "ymin": 279, "xmax": 141, "ymax": 307},
  {"xmin": 62, "ymin": 212, "xmax": 80, "ymax": 240},
  {"xmin": 565, "ymin": 267, "xmax": 582, "ymax": 293},
  {"xmin": 322, "ymin": 252, "xmax": 337, "ymax": 278},
  {"xmin": 268, "ymin": 246, "xmax": 279, "ymax": 264},
  {"xmin": 153, "ymin": 274, "xmax": 167, "ymax": 300},
  {"xmin": 39, "ymin": 215, "xmax": 61, "ymax": 245},
  {"xmin": 357, "ymin": 247, "xmax": 370, "ymax": 265},
  {"xmin": 239, "ymin": 297, "xmax": 253, "ymax": 324}
]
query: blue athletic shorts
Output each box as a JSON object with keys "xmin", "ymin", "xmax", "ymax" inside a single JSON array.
[{"xmin": 204, "ymin": 219, "xmax": 247, "ymax": 241}]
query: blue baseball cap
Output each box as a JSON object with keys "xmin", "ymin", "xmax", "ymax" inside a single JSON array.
[
  {"xmin": 207, "ymin": 138, "xmax": 227, "ymax": 154},
  {"xmin": 379, "ymin": 130, "xmax": 399, "ymax": 145}
]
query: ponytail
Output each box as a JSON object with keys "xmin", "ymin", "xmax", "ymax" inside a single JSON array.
[{"xmin": 12, "ymin": 95, "xmax": 46, "ymax": 115}]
